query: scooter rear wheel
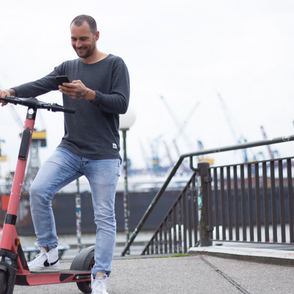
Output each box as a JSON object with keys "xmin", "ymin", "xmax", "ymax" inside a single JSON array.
[
  {"xmin": 0, "ymin": 269, "xmax": 8, "ymax": 294},
  {"xmin": 70, "ymin": 246, "xmax": 95, "ymax": 293}
]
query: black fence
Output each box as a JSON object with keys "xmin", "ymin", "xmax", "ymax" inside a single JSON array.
[
  {"xmin": 209, "ymin": 158, "xmax": 294, "ymax": 244},
  {"xmin": 121, "ymin": 135, "xmax": 294, "ymax": 256},
  {"xmin": 142, "ymin": 172, "xmax": 198, "ymax": 255}
]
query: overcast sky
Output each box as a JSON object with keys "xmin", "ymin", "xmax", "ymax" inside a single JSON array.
[{"xmin": 1, "ymin": 0, "xmax": 294, "ymax": 176}]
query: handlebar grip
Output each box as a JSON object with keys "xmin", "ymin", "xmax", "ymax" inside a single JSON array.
[
  {"xmin": 49, "ymin": 103, "xmax": 75, "ymax": 114},
  {"xmin": 63, "ymin": 108, "xmax": 76, "ymax": 114}
]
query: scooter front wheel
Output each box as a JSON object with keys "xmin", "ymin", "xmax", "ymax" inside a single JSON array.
[
  {"xmin": 70, "ymin": 246, "xmax": 95, "ymax": 293},
  {"xmin": 0, "ymin": 269, "xmax": 8, "ymax": 294}
]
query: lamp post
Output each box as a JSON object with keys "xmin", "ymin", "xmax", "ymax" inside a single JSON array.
[
  {"xmin": 75, "ymin": 177, "xmax": 82, "ymax": 252},
  {"xmin": 119, "ymin": 107, "xmax": 136, "ymax": 254}
]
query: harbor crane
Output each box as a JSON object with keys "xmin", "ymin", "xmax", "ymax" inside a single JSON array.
[
  {"xmin": 159, "ymin": 95, "xmax": 204, "ymax": 172},
  {"xmin": 0, "ymin": 139, "xmax": 7, "ymax": 162},
  {"xmin": 139, "ymin": 139, "xmax": 151, "ymax": 172},
  {"xmin": 217, "ymin": 91, "xmax": 250, "ymax": 163},
  {"xmin": 260, "ymin": 126, "xmax": 280, "ymax": 159},
  {"xmin": 0, "ymin": 139, "xmax": 7, "ymax": 179},
  {"xmin": 159, "ymin": 95, "xmax": 199, "ymax": 153}
]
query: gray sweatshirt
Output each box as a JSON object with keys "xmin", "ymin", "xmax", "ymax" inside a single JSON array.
[{"xmin": 13, "ymin": 54, "xmax": 130, "ymax": 160}]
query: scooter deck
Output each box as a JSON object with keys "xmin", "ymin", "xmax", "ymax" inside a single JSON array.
[{"xmin": 15, "ymin": 269, "xmax": 91, "ymax": 286}]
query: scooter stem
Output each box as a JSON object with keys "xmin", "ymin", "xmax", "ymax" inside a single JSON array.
[{"xmin": 0, "ymin": 107, "xmax": 36, "ymax": 251}]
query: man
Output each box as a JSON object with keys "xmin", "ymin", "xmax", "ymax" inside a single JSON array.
[{"xmin": 0, "ymin": 14, "xmax": 130, "ymax": 294}]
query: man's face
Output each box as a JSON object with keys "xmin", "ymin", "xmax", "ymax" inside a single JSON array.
[{"xmin": 71, "ymin": 22, "xmax": 97, "ymax": 59}]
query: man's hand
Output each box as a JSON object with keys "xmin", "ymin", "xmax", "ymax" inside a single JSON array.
[
  {"xmin": 58, "ymin": 80, "xmax": 96, "ymax": 102},
  {"xmin": 0, "ymin": 89, "xmax": 15, "ymax": 106}
]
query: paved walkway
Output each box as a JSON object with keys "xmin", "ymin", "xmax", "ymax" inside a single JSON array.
[{"xmin": 12, "ymin": 245, "xmax": 294, "ymax": 294}]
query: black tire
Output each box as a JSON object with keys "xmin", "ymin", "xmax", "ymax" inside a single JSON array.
[
  {"xmin": 0, "ymin": 269, "xmax": 8, "ymax": 294},
  {"xmin": 70, "ymin": 246, "xmax": 95, "ymax": 294}
]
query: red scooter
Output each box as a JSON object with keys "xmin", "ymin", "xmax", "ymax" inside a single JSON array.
[{"xmin": 0, "ymin": 96, "xmax": 93, "ymax": 294}]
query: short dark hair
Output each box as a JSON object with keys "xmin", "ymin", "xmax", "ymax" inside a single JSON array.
[{"xmin": 71, "ymin": 15, "xmax": 97, "ymax": 34}]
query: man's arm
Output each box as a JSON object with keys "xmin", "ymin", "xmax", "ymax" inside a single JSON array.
[{"xmin": 58, "ymin": 80, "xmax": 96, "ymax": 102}]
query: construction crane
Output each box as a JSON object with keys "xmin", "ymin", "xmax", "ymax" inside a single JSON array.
[
  {"xmin": 163, "ymin": 140, "xmax": 174, "ymax": 167},
  {"xmin": 159, "ymin": 95, "xmax": 203, "ymax": 173},
  {"xmin": 217, "ymin": 91, "xmax": 249, "ymax": 163},
  {"xmin": 159, "ymin": 95, "xmax": 215, "ymax": 166},
  {"xmin": 257, "ymin": 151, "xmax": 266, "ymax": 160},
  {"xmin": 0, "ymin": 139, "xmax": 7, "ymax": 162},
  {"xmin": 0, "ymin": 139, "xmax": 7, "ymax": 178},
  {"xmin": 260, "ymin": 126, "xmax": 276, "ymax": 159},
  {"xmin": 159, "ymin": 95, "xmax": 200, "ymax": 152},
  {"xmin": 173, "ymin": 101, "xmax": 201, "ymax": 147},
  {"xmin": 139, "ymin": 140, "xmax": 151, "ymax": 172}
]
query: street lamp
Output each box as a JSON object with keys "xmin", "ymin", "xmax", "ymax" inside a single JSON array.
[{"xmin": 119, "ymin": 106, "xmax": 136, "ymax": 254}]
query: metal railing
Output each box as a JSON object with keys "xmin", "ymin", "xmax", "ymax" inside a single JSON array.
[
  {"xmin": 142, "ymin": 172, "xmax": 199, "ymax": 255},
  {"xmin": 121, "ymin": 135, "xmax": 294, "ymax": 256},
  {"xmin": 209, "ymin": 157, "xmax": 294, "ymax": 244},
  {"xmin": 141, "ymin": 161, "xmax": 211, "ymax": 255}
]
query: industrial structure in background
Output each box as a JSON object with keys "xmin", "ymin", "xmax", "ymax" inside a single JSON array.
[
  {"xmin": 260, "ymin": 125, "xmax": 280, "ymax": 159},
  {"xmin": 216, "ymin": 92, "xmax": 286, "ymax": 163},
  {"xmin": 157, "ymin": 95, "xmax": 214, "ymax": 173},
  {"xmin": 0, "ymin": 139, "xmax": 7, "ymax": 163},
  {"xmin": 217, "ymin": 91, "xmax": 250, "ymax": 163},
  {"xmin": 0, "ymin": 139, "xmax": 7, "ymax": 180},
  {"xmin": 144, "ymin": 92, "xmax": 283, "ymax": 176}
]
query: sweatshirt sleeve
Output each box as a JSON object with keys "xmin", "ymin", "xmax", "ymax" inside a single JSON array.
[
  {"xmin": 12, "ymin": 71, "xmax": 60, "ymax": 98},
  {"xmin": 91, "ymin": 60, "xmax": 130, "ymax": 115}
]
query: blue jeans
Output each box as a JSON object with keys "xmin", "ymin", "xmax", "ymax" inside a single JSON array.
[{"xmin": 29, "ymin": 147, "xmax": 120, "ymax": 276}]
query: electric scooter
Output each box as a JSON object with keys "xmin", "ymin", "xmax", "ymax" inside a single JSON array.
[{"xmin": 0, "ymin": 96, "xmax": 94, "ymax": 294}]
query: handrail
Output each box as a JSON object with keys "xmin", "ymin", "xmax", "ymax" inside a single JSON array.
[
  {"xmin": 121, "ymin": 157, "xmax": 185, "ymax": 256},
  {"xmin": 121, "ymin": 134, "xmax": 294, "ymax": 256}
]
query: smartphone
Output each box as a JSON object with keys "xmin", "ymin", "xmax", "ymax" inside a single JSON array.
[{"xmin": 56, "ymin": 75, "xmax": 70, "ymax": 85}]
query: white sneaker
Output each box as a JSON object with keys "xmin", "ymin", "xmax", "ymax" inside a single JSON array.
[
  {"xmin": 28, "ymin": 247, "xmax": 60, "ymax": 272},
  {"xmin": 91, "ymin": 272, "xmax": 108, "ymax": 294}
]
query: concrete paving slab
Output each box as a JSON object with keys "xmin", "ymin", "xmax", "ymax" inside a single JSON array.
[
  {"xmin": 108, "ymin": 256, "xmax": 241, "ymax": 294},
  {"xmin": 12, "ymin": 253, "xmax": 294, "ymax": 294},
  {"xmin": 203, "ymin": 255, "xmax": 294, "ymax": 294},
  {"xmin": 13, "ymin": 256, "xmax": 241, "ymax": 294},
  {"xmin": 188, "ymin": 245, "xmax": 294, "ymax": 266},
  {"xmin": 9, "ymin": 233, "xmax": 294, "ymax": 294}
]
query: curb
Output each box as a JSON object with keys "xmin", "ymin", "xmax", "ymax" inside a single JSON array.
[{"xmin": 188, "ymin": 246, "xmax": 294, "ymax": 266}]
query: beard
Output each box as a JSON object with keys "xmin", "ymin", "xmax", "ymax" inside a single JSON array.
[{"xmin": 74, "ymin": 42, "xmax": 96, "ymax": 59}]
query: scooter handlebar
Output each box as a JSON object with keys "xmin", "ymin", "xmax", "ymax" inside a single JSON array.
[
  {"xmin": 42, "ymin": 103, "xmax": 76, "ymax": 114},
  {"xmin": 0, "ymin": 96, "xmax": 75, "ymax": 114}
]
